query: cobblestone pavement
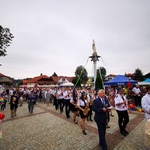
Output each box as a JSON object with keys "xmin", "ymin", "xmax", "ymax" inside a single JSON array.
[{"xmin": 0, "ymin": 101, "xmax": 146, "ymax": 150}]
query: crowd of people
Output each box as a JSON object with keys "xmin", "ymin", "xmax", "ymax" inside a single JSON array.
[{"xmin": 0, "ymin": 84, "xmax": 150, "ymax": 150}]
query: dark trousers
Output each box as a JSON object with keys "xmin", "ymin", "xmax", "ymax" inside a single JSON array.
[
  {"xmin": 116, "ymin": 110, "xmax": 129, "ymax": 132},
  {"xmin": 87, "ymin": 105, "xmax": 93, "ymax": 120},
  {"xmin": 28, "ymin": 102, "xmax": 34, "ymax": 114},
  {"xmin": 59, "ymin": 99, "xmax": 64, "ymax": 113},
  {"xmin": 95, "ymin": 119, "xmax": 107, "ymax": 150},
  {"xmin": 133, "ymin": 96, "xmax": 141, "ymax": 107},
  {"xmin": 53, "ymin": 96, "xmax": 55, "ymax": 105},
  {"xmin": 64, "ymin": 99, "xmax": 70, "ymax": 118},
  {"xmin": 54, "ymin": 97, "xmax": 59, "ymax": 110}
]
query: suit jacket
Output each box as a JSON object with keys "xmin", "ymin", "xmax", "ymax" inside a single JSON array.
[{"xmin": 92, "ymin": 96, "xmax": 110, "ymax": 123}]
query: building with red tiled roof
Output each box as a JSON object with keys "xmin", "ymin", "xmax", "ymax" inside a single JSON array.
[
  {"xmin": 0, "ymin": 73, "xmax": 14, "ymax": 87},
  {"xmin": 27, "ymin": 75, "xmax": 49, "ymax": 84},
  {"xmin": 22, "ymin": 74, "xmax": 49, "ymax": 87},
  {"xmin": 105, "ymin": 74, "xmax": 116, "ymax": 81},
  {"xmin": 22, "ymin": 73, "xmax": 74, "ymax": 87}
]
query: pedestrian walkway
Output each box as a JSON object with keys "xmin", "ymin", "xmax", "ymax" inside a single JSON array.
[{"xmin": 0, "ymin": 102, "xmax": 146, "ymax": 150}]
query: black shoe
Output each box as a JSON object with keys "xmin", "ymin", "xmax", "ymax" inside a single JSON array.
[
  {"xmin": 82, "ymin": 130, "xmax": 87, "ymax": 135},
  {"xmin": 73, "ymin": 119, "xmax": 78, "ymax": 124},
  {"xmin": 120, "ymin": 131, "xmax": 127, "ymax": 136},
  {"xmin": 124, "ymin": 130, "xmax": 129, "ymax": 134},
  {"xmin": 75, "ymin": 121, "xmax": 78, "ymax": 124}
]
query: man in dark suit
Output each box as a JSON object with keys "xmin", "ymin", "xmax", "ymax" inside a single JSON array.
[{"xmin": 92, "ymin": 89, "xmax": 110, "ymax": 150}]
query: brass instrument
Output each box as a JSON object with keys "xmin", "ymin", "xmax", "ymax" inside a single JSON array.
[
  {"xmin": 75, "ymin": 97, "xmax": 78, "ymax": 108},
  {"xmin": 89, "ymin": 97, "xmax": 94, "ymax": 106},
  {"xmin": 89, "ymin": 92, "xmax": 94, "ymax": 106},
  {"xmin": 83, "ymin": 101, "xmax": 90, "ymax": 116}
]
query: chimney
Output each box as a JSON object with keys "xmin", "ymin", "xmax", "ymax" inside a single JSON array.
[{"xmin": 40, "ymin": 73, "xmax": 43, "ymax": 76}]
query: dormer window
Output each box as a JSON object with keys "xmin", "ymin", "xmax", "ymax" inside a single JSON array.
[{"xmin": 62, "ymin": 78, "xmax": 66, "ymax": 81}]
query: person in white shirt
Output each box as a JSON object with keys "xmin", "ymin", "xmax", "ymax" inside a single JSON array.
[
  {"xmin": 132, "ymin": 84, "xmax": 141, "ymax": 107},
  {"xmin": 53, "ymin": 87, "xmax": 59, "ymax": 110},
  {"xmin": 70, "ymin": 89, "xmax": 79, "ymax": 124},
  {"xmin": 63, "ymin": 88, "xmax": 71, "ymax": 118},
  {"xmin": 77, "ymin": 91, "xmax": 88, "ymax": 135},
  {"xmin": 141, "ymin": 85, "xmax": 150, "ymax": 149},
  {"xmin": 142, "ymin": 85, "xmax": 150, "ymax": 121},
  {"xmin": 115, "ymin": 88, "xmax": 129, "ymax": 136},
  {"xmin": 45, "ymin": 88, "xmax": 51, "ymax": 107},
  {"xmin": 86, "ymin": 88, "xmax": 94, "ymax": 122},
  {"xmin": 58, "ymin": 87, "xmax": 64, "ymax": 113}
]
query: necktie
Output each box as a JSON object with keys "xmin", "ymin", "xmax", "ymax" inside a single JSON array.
[{"xmin": 102, "ymin": 99, "xmax": 105, "ymax": 105}]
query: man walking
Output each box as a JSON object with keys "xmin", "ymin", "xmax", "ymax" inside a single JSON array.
[
  {"xmin": 92, "ymin": 89, "xmax": 110, "ymax": 150},
  {"xmin": 142, "ymin": 85, "xmax": 150, "ymax": 121},
  {"xmin": 114, "ymin": 88, "xmax": 129, "ymax": 136},
  {"xmin": 141, "ymin": 85, "xmax": 150, "ymax": 149}
]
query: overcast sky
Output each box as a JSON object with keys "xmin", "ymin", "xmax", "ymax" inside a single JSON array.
[{"xmin": 0, "ymin": 0, "xmax": 150, "ymax": 79}]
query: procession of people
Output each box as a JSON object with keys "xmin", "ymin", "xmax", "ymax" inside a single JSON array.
[{"xmin": 0, "ymin": 84, "xmax": 149, "ymax": 150}]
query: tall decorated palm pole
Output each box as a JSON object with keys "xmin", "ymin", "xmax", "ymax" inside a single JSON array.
[{"xmin": 89, "ymin": 40, "xmax": 100, "ymax": 89}]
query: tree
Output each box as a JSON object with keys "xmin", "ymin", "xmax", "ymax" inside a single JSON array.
[
  {"xmin": 98, "ymin": 66, "xmax": 106, "ymax": 81},
  {"xmin": 0, "ymin": 25, "xmax": 14, "ymax": 57},
  {"xmin": 14, "ymin": 79, "xmax": 23, "ymax": 88},
  {"xmin": 75, "ymin": 65, "xmax": 88, "ymax": 84},
  {"xmin": 95, "ymin": 69, "xmax": 104, "ymax": 91},
  {"xmin": 72, "ymin": 76, "xmax": 81, "ymax": 87},
  {"xmin": 133, "ymin": 68, "xmax": 144, "ymax": 81}
]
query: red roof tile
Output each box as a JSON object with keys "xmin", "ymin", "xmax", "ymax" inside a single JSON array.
[{"xmin": 26, "ymin": 75, "xmax": 49, "ymax": 83}]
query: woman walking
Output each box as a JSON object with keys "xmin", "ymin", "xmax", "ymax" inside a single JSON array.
[
  {"xmin": 10, "ymin": 91, "xmax": 19, "ymax": 118},
  {"xmin": 70, "ymin": 89, "xmax": 79, "ymax": 124},
  {"xmin": 77, "ymin": 91, "xmax": 89, "ymax": 135},
  {"xmin": 28, "ymin": 90, "xmax": 36, "ymax": 114}
]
